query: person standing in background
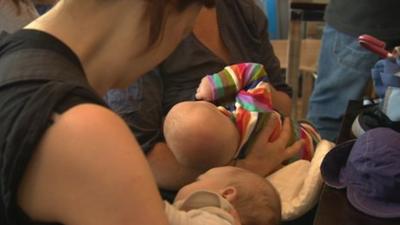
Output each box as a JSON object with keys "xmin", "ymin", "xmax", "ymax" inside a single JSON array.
[{"xmin": 307, "ymin": 0, "xmax": 400, "ymax": 141}]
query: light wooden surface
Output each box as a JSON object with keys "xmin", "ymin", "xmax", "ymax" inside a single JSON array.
[
  {"xmin": 271, "ymin": 39, "xmax": 321, "ymax": 73},
  {"xmin": 271, "ymin": 39, "xmax": 321, "ymax": 118}
]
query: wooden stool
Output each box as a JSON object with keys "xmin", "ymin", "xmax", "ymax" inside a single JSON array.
[{"xmin": 271, "ymin": 39, "xmax": 321, "ymax": 118}]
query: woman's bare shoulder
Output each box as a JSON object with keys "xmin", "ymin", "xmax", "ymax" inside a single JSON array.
[{"xmin": 18, "ymin": 103, "xmax": 168, "ymax": 225}]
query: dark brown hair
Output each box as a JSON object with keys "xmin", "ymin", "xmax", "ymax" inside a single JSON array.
[
  {"xmin": 145, "ymin": 0, "xmax": 215, "ymax": 47},
  {"xmin": 11, "ymin": 0, "xmax": 29, "ymax": 4},
  {"xmin": 11, "ymin": 0, "xmax": 29, "ymax": 14}
]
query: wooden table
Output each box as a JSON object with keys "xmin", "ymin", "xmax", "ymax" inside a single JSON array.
[{"xmin": 314, "ymin": 186, "xmax": 400, "ymax": 225}]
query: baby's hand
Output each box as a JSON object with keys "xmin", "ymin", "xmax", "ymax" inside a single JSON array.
[{"xmin": 195, "ymin": 76, "xmax": 213, "ymax": 101}]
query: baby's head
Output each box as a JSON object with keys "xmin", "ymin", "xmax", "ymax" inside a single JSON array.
[
  {"xmin": 163, "ymin": 101, "xmax": 239, "ymax": 169},
  {"xmin": 175, "ymin": 166, "xmax": 281, "ymax": 225}
]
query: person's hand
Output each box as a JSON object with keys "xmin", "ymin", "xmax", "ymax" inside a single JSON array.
[
  {"xmin": 235, "ymin": 115, "xmax": 304, "ymax": 176},
  {"xmin": 195, "ymin": 76, "xmax": 213, "ymax": 101}
]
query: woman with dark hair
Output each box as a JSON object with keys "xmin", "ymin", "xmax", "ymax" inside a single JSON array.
[
  {"xmin": 0, "ymin": 0, "xmax": 214, "ymax": 225},
  {"xmin": 105, "ymin": 0, "xmax": 301, "ymax": 199}
]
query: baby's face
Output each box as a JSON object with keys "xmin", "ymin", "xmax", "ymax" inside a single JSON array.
[{"xmin": 175, "ymin": 166, "xmax": 238, "ymax": 201}]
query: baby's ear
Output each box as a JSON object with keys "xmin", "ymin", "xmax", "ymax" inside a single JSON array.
[{"xmin": 220, "ymin": 186, "xmax": 238, "ymax": 202}]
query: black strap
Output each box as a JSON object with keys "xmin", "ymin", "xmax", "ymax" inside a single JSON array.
[
  {"xmin": 0, "ymin": 48, "xmax": 88, "ymax": 88},
  {"xmin": 0, "ymin": 48, "xmax": 103, "ymax": 225},
  {"xmin": 0, "ymin": 31, "xmax": 9, "ymax": 41}
]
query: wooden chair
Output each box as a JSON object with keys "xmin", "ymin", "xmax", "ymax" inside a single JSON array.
[
  {"xmin": 275, "ymin": 1, "xmax": 326, "ymax": 119},
  {"xmin": 271, "ymin": 39, "xmax": 321, "ymax": 119}
]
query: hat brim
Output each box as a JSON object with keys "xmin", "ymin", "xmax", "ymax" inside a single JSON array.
[
  {"xmin": 320, "ymin": 140, "xmax": 355, "ymax": 188},
  {"xmin": 347, "ymin": 186, "xmax": 400, "ymax": 218}
]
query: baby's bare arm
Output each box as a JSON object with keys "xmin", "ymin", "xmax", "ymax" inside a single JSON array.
[{"xmin": 147, "ymin": 142, "xmax": 205, "ymax": 190}]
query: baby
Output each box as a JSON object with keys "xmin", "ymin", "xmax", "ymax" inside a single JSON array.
[
  {"xmin": 163, "ymin": 63, "xmax": 321, "ymax": 170},
  {"xmin": 165, "ymin": 166, "xmax": 281, "ymax": 225}
]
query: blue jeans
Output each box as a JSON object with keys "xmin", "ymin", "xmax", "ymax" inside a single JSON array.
[{"xmin": 307, "ymin": 25, "xmax": 379, "ymax": 141}]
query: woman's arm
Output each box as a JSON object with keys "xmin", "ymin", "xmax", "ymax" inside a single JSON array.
[
  {"xmin": 148, "ymin": 116, "xmax": 303, "ymax": 189},
  {"xmin": 17, "ymin": 104, "xmax": 169, "ymax": 225},
  {"xmin": 147, "ymin": 142, "xmax": 205, "ymax": 190}
]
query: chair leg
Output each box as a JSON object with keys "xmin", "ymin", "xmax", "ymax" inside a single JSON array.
[
  {"xmin": 301, "ymin": 72, "xmax": 314, "ymax": 119},
  {"xmin": 286, "ymin": 19, "xmax": 302, "ymax": 119}
]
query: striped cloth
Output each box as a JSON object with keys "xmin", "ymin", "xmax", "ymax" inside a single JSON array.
[{"xmin": 205, "ymin": 62, "xmax": 321, "ymax": 161}]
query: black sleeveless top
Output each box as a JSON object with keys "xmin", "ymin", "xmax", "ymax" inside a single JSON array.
[
  {"xmin": 0, "ymin": 30, "xmax": 106, "ymax": 225},
  {"xmin": 160, "ymin": 0, "xmax": 291, "ymax": 114}
]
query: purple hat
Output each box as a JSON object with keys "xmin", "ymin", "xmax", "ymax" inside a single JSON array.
[{"xmin": 321, "ymin": 127, "xmax": 400, "ymax": 218}]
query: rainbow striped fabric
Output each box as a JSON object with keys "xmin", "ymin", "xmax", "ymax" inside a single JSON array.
[{"xmin": 205, "ymin": 63, "xmax": 321, "ymax": 161}]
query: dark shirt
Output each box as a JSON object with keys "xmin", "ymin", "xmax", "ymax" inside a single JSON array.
[
  {"xmin": 161, "ymin": 0, "xmax": 290, "ymax": 114},
  {"xmin": 0, "ymin": 30, "xmax": 105, "ymax": 225},
  {"xmin": 325, "ymin": 0, "xmax": 400, "ymax": 45}
]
